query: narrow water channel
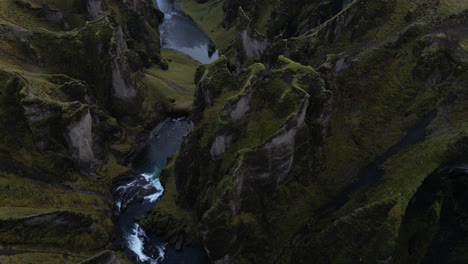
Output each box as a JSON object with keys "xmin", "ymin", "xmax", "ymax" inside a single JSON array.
[
  {"xmin": 157, "ymin": 0, "xmax": 219, "ymax": 64},
  {"xmin": 113, "ymin": 0, "xmax": 220, "ymax": 263},
  {"xmin": 113, "ymin": 118, "xmax": 191, "ymax": 263}
]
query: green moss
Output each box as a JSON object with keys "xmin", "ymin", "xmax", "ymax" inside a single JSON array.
[
  {"xmin": 0, "ymin": 211, "xmax": 107, "ymax": 251},
  {"xmin": 0, "ymin": 207, "xmax": 56, "ymax": 220},
  {"xmin": 78, "ymin": 250, "xmax": 131, "ymax": 264},
  {"xmin": 142, "ymin": 159, "xmax": 197, "ymax": 242},
  {"xmin": 0, "ymin": 0, "xmax": 63, "ymax": 31},
  {"xmin": 177, "ymin": 0, "xmax": 236, "ymax": 55},
  {"xmin": 0, "ymin": 172, "xmax": 113, "ymax": 252},
  {"xmin": 460, "ymin": 38, "xmax": 468, "ymax": 51},
  {"xmin": 253, "ymin": 0, "xmax": 274, "ymax": 36},
  {"xmin": 293, "ymin": 196, "xmax": 401, "ymax": 263},
  {"xmin": 163, "ymin": 55, "xmax": 330, "ymax": 261},
  {"xmin": 139, "ymin": 49, "xmax": 200, "ymax": 114},
  {"xmin": 0, "ymin": 251, "xmax": 85, "ymax": 264},
  {"xmin": 438, "ymin": 0, "xmax": 468, "ymax": 16},
  {"xmin": 23, "ymin": 20, "xmax": 114, "ymax": 99}
]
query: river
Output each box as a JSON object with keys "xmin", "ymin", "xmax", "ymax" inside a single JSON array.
[
  {"xmin": 157, "ymin": 0, "xmax": 219, "ymax": 64},
  {"xmin": 112, "ymin": 0, "xmax": 219, "ymax": 262}
]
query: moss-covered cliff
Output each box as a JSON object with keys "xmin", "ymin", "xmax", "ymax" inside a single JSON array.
[
  {"xmin": 144, "ymin": 0, "xmax": 468, "ymax": 263},
  {"xmin": 1, "ymin": 0, "xmax": 467, "ymax": 263},
  {"xmin": 0, "ymin": 0, "xmax": 198, "ymax": 262}
]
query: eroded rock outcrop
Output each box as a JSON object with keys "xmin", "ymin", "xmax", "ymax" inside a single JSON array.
[
  {"xmin": 0, "ymin": 0, "xmax": 169, "ymax": 261},
  {"xmin": 393, "ymin": 163, "xmax": 468, "ymax": 264},
  {"xmin": 82, "ymin": 0, "xmax": 103, "ymax": 19},
  {"xmin": 155, "ymin": 0, "xmax": 468, "ymax": 263},
  {"xmin": 169, "ymin": 55, "xmax": 332, "ymax": 262},
  {"xmin": 237, "ymin": 8, "xmax": 269, "ymax": 60}
]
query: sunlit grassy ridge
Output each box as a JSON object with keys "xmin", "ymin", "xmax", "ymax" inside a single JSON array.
[{"xmin": 141, "ymin": 48, "xmax": 199, "ymax": 113}]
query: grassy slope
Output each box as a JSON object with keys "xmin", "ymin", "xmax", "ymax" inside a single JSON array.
[
  {"xmin": 141, "ymin": 158, "xmax": 197, "ymax": 241},
  {"xmin": 0, "ymin": 1, "xmax": 145, "ymax": 263},
  {"xmin": 151, "ymin": 0, "xmax": 468, "ymax": 262},
  {"xmin": 177, "ymin": 0, "xmax": 236, "ymax": 55},
  {"xmin": 140, "ymin": 49, "xmax": 200, "ymax": 113},
  {"xmin": 285, "ymin": 0, "xmax": 468, "ymax": 261},
  {"xmin": 314, "ymin": 0, "xmax": 468, "ymax": 210},
  {"xmin": 0, "ymin": 0, "xmax": 201, "ymax": 262}
]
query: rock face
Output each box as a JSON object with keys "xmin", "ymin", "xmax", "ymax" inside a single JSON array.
[
  {"xmin": 393, "ymin": 164, "xmax": 468, "ymax": 264},
  {"xmin": 82, "ymin": 0, "xmax": 103, "ymax": 18},
  {"xmin": 158, "ymin": 0, "xmax": 468, "ymax": 263},
  {"xmin": 249, "ymin": 98, "xmax": 309, "ymax": 183},
  {"xmin": 236, "ymin": 7, "xmax": 269, "ymax": 60},
  {"xmin": 239, "ymin": 29, "xmax": 269, "ymax": 58},
  {"xmin": 0, "ymin": 0, "xmax": 169, "ymax": 262},
  {"xmin": 65, "ymin": 108, "xmax": 95, "ymax": 167},
  {"xmin": 0, "ymin": 210, "xmax": 106, "ymax": 252},
  {"xmin": 20, "ymin": 89, "xmax": 98, "ymax": 173},
  {"xmin": 210, "ymin": 135, "xmax": 232, "ymax": 159},
  {"xmin": 171, "ymin": 56, "xmax": 332, "ymax": 262}
]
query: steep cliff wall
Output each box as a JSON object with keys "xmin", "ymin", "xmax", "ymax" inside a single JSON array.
[
  {"xmin": 148, "ymin": 0, "xmax": 468, "ymax": 263},
  {"xmin": 0, "ymin": 0, "xmax": 177, "ymax": 262}
]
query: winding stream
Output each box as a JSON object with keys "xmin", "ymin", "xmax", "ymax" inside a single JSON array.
[
  {"xmin": 157, "ymin": 0, "xmax": 219, "ymax": 64},
  {"xmin": 113, "ymin": 118, "xmax": 190, "ymax": 263},
  {"xmin": 113, "ymin": 1, "xmax": 219, "ymax": 262}
]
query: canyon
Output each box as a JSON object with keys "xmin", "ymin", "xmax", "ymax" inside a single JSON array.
[{"xmin": 0, "ymin": 0, "xmax": 467, "ymax": 264}]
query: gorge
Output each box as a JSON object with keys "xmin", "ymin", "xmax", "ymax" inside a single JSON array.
[
  {"xmin": 113, "ymin": 0, "xmax": 217, "ymax": 261},
  {"xmin": 0, "ymin": 0, "xmax": 467, "ymax": 264}
]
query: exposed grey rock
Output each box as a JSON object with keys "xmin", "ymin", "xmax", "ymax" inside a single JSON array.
[
  {"xmin": 65, "ymin": 108, "xmax": 95, "ymax": 164},
  {"xmin": 82, "ymin": 0, "xmax": 103, "ymax": 19},
  {"xmin": 334, "ymin": 56, "xmax": 349, "ymax": 73},
  {"xmin": 230, "ymin": 94, "xmax": 251, "ymax": 120},
  {"xmin": 21, "ymin": 95, "xmax": 66, "ymax": 152},
  {"xmin": 234, "ymin": 96, "xmax": 309, "ymax": 188},
  {"xmin": 210, "ymin": 135, "xmax": 233, "ymax": 159},
  {"xmin": 239, "ymin": 30, "xmax": 269, "ymax": 58},
  {"xmin": 111, "ymin": 60, "xmax": 137, "ymax": 99},
  {"xmin": 111, "ymin": 26, "xmax": 137, "ymax": 99},
  {"xmin": 41, "ymin": 3, "xmax": 70, "ymax": 29}
]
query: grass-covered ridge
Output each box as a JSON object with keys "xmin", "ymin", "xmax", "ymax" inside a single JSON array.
[
  {"xmin": 140, "ymin": 48, "xmax": 200, "ymax": 114},
  {"xmin": 0, "ymin": 0, "xmax": 180, "ymax": 262},
  {"xmin": 177, "ymin": 0, "xmax": 236, "ymax": 55},
  {"xmin": 146, "ymin": 0, "xmax": 468, "ymax": 263}
]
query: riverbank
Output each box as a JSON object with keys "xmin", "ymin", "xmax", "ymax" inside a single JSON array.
[
  {"xmin": 112, "ymin": 0, "xmax": 220, "ymax": 262},
  {"xmin": 176, "ymin": 0, "xmax": 236, "ymax": 55},
  {"xmin": 158, "ymin": 0, "xmax": 220, "ymax": 64},
  {"xmin": 113, "ymin": 118, "xmax": 191, "ymax": 263}
]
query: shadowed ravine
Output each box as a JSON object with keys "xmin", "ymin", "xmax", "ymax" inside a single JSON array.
[
  {"xmin": 112, "ymin": 0, "xmax": 219, "ymax": 263},
  {"xmin": 113, "ymin": 118, "xmax": 210, "ymax": 263},
  {"xmin": 315, "ymin": 92, "xmax": 461, "ymax": 218}
]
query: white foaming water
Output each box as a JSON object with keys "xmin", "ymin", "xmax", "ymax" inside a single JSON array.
[
  {"xmin": 142, "ymin": 171, "xmax": 165, "ymax": 203},
  {"xmin": 116, "ymin": 179, "xmax": 138, "ymax": 192},
  {"xmin": 127, "ymin": 224, "xmax": 150, "ymax": 262},
  {"xmin": 116, "ymin": 117, "xmax": 191, "ymax": 263},
  {"xmin": 127, "ymin": 224, "xmax": 166, "ymax": 263}
]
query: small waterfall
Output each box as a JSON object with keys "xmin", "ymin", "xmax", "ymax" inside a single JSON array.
[{"xmin": 113, "ymin": 118, "xmax": 190, "ymax": 263}]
